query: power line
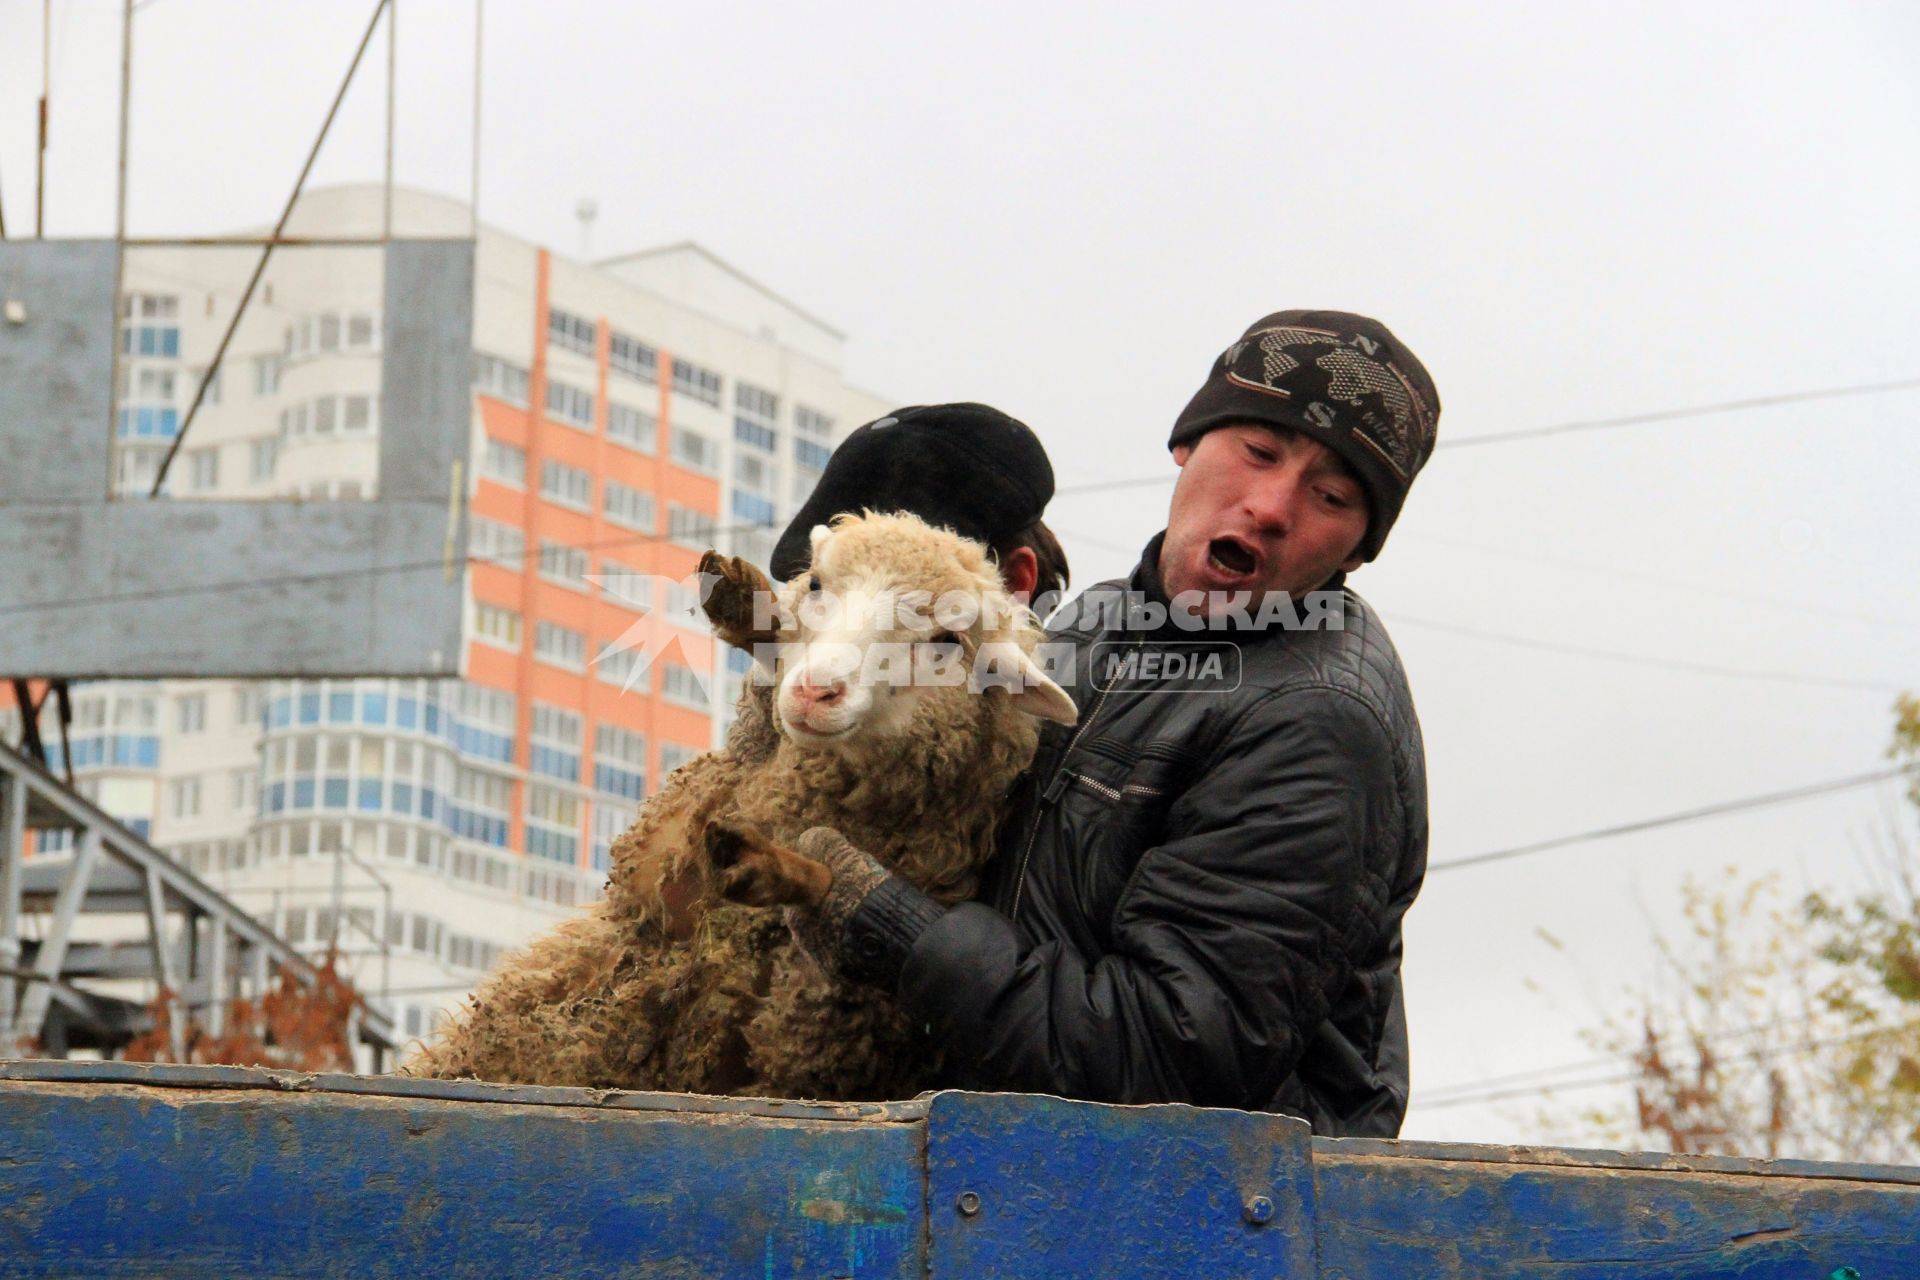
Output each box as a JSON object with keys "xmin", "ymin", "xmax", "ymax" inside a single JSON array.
[
  {"xmin": 1415, "ymin": 1019, "xmax": 1920, "ymax": 1111},
  {"xmin": 1386, "ymin": 612, "xmax": 1908, "ymax": 695},
  {"xmin": 0, "ymin": 515, "xmax": 775, "ymax": 618},
  {"xmin": 1050, "ymin": 525, "xmax": 1907, "ymax": 695},
  {"xmin": 1051, "ymin": 374, "xmax": 1920, "ymax": 496},
  {"xmin": 1441, "ymin": 376, "xmax": 1920, "ymax": 449},
  {"xmin": 148, "ymin": 0, "xmax": 392, "ymax": 495},
  {"xmin": 1418, "ymin": 1013, "xmax": 1820, "ymax": 1104},
  {"xmin": 1397, "ymin": 531, "xmax": 1920, "ymax": 634},
  {"xmin": 1430, "ymin": 765, "xmax": 1920, "ymax": 875}
]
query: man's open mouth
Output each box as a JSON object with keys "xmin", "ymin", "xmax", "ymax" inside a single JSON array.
[{"xmin": 1206, "ymin": 537, "xmax": 1258, "ymax": 578}]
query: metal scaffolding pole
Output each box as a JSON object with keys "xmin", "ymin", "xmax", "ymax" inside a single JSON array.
[{"xmin": 0, "ymin": 771, "xmax": 25, "ymax": 1048}]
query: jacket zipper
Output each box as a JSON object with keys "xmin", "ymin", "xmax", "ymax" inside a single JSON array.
[
  {"xmin": 1065, "ymin": 773, "xmax": 1163, "ymax": 803},
  {"xmin": 1009, "ymin": 637, "xmax": 1140, "ymax": 925}
]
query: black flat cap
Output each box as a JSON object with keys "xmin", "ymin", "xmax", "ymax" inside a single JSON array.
[{"xmin": 770, "ymin": 403, "xmax": 1053, "ymax": 583}]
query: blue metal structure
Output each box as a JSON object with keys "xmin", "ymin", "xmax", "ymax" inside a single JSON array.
[{"xmin": 0, "ymin": 1060, "xmax": 1913, "ymax": 1277}]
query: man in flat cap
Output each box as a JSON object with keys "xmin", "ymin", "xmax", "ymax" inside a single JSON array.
[
  {"xmin": 745, "ymin": 314, "xmax": 1436, "ymax": 1137},
  {"xmin": 769, "ymin": 402, "xmax": 1069, "ymax": 606}
]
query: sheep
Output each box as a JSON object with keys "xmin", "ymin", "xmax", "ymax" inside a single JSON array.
[{"xmin": 406, "ymin": 511, "xmax": 1075, "ymax": 1100}]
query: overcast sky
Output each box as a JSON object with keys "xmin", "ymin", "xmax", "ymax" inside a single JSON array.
[{"xmin": 4, "ymin": 0, "xmax": 1917, "ymax": 1144}]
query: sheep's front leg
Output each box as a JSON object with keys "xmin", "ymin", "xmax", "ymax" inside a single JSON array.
[
  {"xmin": 705, "ymin": 821, "xmax": 831, "ymax": 909},
  {"xmin": 699, "ymin": 550, "xmax": 782, "ymax": 650}
]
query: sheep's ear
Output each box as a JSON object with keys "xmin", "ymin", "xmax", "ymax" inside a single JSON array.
[{"xmin": 972, "ymin": 643, "xmax": 1078, "ymax": 726}]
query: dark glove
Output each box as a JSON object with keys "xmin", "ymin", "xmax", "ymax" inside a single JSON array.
[{"xmin": 783, "ymin": 827, "xmax": 944, "ymax": 988}]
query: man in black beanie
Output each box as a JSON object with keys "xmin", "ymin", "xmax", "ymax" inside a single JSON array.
[{"xmin": 742, "ymin": 312, "xmax": 1436, "ymax": 1137}]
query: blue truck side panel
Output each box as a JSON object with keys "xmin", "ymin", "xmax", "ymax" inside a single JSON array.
[
  {"xmin": 1314, "ymin": 1142, "xmax": 1920, "ymax": 1279},
  {"xmin": 1, "ymin": 1062, "xmax": 1916, "ymax": 1277},
  {"xmin": 1, "ymin": 1072, "xmax": 921, "ymax": 1278}
]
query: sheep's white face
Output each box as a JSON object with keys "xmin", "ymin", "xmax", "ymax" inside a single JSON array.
[{"xmin": 768, "ymin": 514, "xmax": 1075, "ymax": 750}]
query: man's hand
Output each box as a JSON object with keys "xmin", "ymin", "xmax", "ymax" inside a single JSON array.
[{"xmin": 699, "ymin": 550, "xmax": 782, "ymax": 650}]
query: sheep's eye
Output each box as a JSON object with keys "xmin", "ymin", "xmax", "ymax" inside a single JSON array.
[{"xmin": 806, "ymin": 574, "xmax": 822, "ymax": 594}]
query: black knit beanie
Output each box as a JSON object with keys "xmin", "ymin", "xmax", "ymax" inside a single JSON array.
[{"xmin": 1169, "ymin": 310, "xmax": 1439, "ymax": 562}]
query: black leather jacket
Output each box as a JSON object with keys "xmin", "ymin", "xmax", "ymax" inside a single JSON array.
[{"xmin": 847, "ymin": 534, "xmax": 1429, "ymax": 1136}]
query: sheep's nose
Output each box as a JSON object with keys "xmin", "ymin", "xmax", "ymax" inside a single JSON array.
[{"xmin": 793, "ymin": 675, "xmax": 847, "ymax": 709}]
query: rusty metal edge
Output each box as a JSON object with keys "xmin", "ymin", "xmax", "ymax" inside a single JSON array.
[
  {"xmin": 1314, "ymin": 1135, "xmax": 1920, "ymax": 1186},
  {"xmin": 0, "ymin": 1058, "xmax": 931, "ymax": 1123}
]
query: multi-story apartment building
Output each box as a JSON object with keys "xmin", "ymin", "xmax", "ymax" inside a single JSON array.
[{"xmin": 6, "ymin": 185, "xmax": 888, "ymax": 1053}]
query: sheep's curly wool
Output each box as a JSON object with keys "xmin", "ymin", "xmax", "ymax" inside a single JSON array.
[{"xmin": 406, "ymin": 514, "xmax": 1046, "ymax": 1099}]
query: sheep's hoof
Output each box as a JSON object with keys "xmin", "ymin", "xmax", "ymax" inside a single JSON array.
[
  {"xmin": 699, "ymin": 551, "xmax": 778, "ymax": 647},
  {"xmin": 704, "ymin": 820, "xmax": 752, "ymax": 870},
  {"xmin": 705, "ymin": 821, "xmax": 831, "ymax": 909}
]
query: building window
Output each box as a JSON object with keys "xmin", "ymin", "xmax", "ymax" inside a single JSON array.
[
  {"xmin": 232, "ymin": 768, "xmax": 257, "ymax": 813},
  {"xmin": 177, "ymin": 693, "xmax": 207, "ymax": 734},
  {"xmin": 469, "ymin": 516, "xmax": 525, "ymax": 569},
  {"xmin": 667, "ymin": 504, "xmax": 718, "ymax": 550},
  {"xmin": 593, "ymin": 724, "xmax": 648, "ymax": 800},
  {"xmin": 607, "ymin": 402, "xmax": 655, "ymax": 453},
  {"xmin": 603, "ymin": 481, "xmax": 655, "ymax": 532},
  {"xmin": 660, "ymin": 663, "xmax": 711, "ymax": 711},
  {"xmin": 135, "ymin": 367, "xmax": 177, "ymax": 400},
  {"xmin": 731, "ymin": 492, "xmax": 776, "ymax": 528},
  {"xmin": 608, "ymin": 331, "xmax": 658, "ymax": 382},
  {"xmin": 252, "ymin": 355, "xmax": 283, "ymax": 396},
  {"xmin": 347, "ymin": 313, "xmax": 378, "ymax": 348},
  {"xmin": 735, "ymin": 382, "xmax": 779, "ymax": 421},
  {"xmin": 540, "ymin": 459, "xmax": 593, "ymax": 511},
  {"xmin": 534, "ymin": 621, "xmax": 587, "ymax": 671},
  {"xmin": 589, "ymin": 802, "xmax": 631, "ymax": 874},
  {"xmin": 313, "ymin": 396, "xmax": 338, "ymax": 434},
  {"xmin": 525, "ymin": 783, "xmax": 581, "ymax": 865},
  {"xmin": 793, "ymin": 464, "xmax": 823, "ymax": 508},
  {"xmin": 664, "ymin": 581, "xmax": 710, "ymax": 632},
  {"xmin": 734, "ymin": 452, "xmax": 773, "ymax": 494},
  {"xmin": 530, "ymin": 703, "xmax": 583, "ymax": 782},
  {"xmin": 249, "ymin": 438, "xmax": 278, "ymax": 481},
  {"xmin": 670, "ymin": 357, "xmax": 722, "ymax": 407},
  {"xmin": 795, "ymin": 405, "xmax": 834, "ymax": 439},
  {"xmin": 122, "ymin": 293, "xmax": 181, "ymax": 359},
  {"xmin": 538, "ymin": 539, "xmax": 589, "ymax": 589},
  {"xmin": 343, "ymin": 394, "xmax": 374, "ymax": 432},
  {"xmin": 548, "ymin": 307, "xmax": 596, "ymax": 357},
  {"xmin": 594, "ymin": 644, "xmax": 644, "ymax": 690},
  {"xmin": 481, "ymin": 438, "xmax": 527, "ymax": 488},
  {"xmin": 450, "ymin": 682, "xmax": 516, "ymax": 764},
  {"xmin": 117, "ymin": 407, "xmax": 181, "ymax": 441},
  {"xmin": 658, "ymin": 742, "xmax": 701, "ymax": 784},
  {"xmin": 545, "ymin": 378, "xmax": 595, "ymax": 430},
  {"xmin": 597, "ymin": 561, "xmax": 651, "ymax": 612},
  {"xmin": 473, "ymin": 602, "xmax": 522, "ymax": 650},
  {"xmin": 187, "ymin": 449, "xmax": 220, "ymax": 492},
  {"xmin": 170, "ymin": 776, "xmax": 202, "ymax": 819},
  {"xmin": 184, "ymin": 365, "xmax": 221, "ymax": 406},
  {"xmin": 734, "ymin": 418, "xmax": 777, "ymax": 452},
  {"xmin": 795, "ymin": 438, "xmax": 833, "ymax": 470},
  {"xmin": 670, "ymin": 427, "xmax": 719, "ymax": 475},
  {"xmin": 449, "ymin": 767, "xmax": 513, "ymax": 847},
  {"xmin": 472, "ymin": 353, "xmax": 532, "ymax": 407},
  {"xmin": 233, "ymin": 686, "xmax": 262, "ymax": 728}
]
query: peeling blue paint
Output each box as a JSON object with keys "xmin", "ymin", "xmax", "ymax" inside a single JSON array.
[{"xmin": 0, "ymin": 1063, "xmax": 1914, "ymax": 1278}]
